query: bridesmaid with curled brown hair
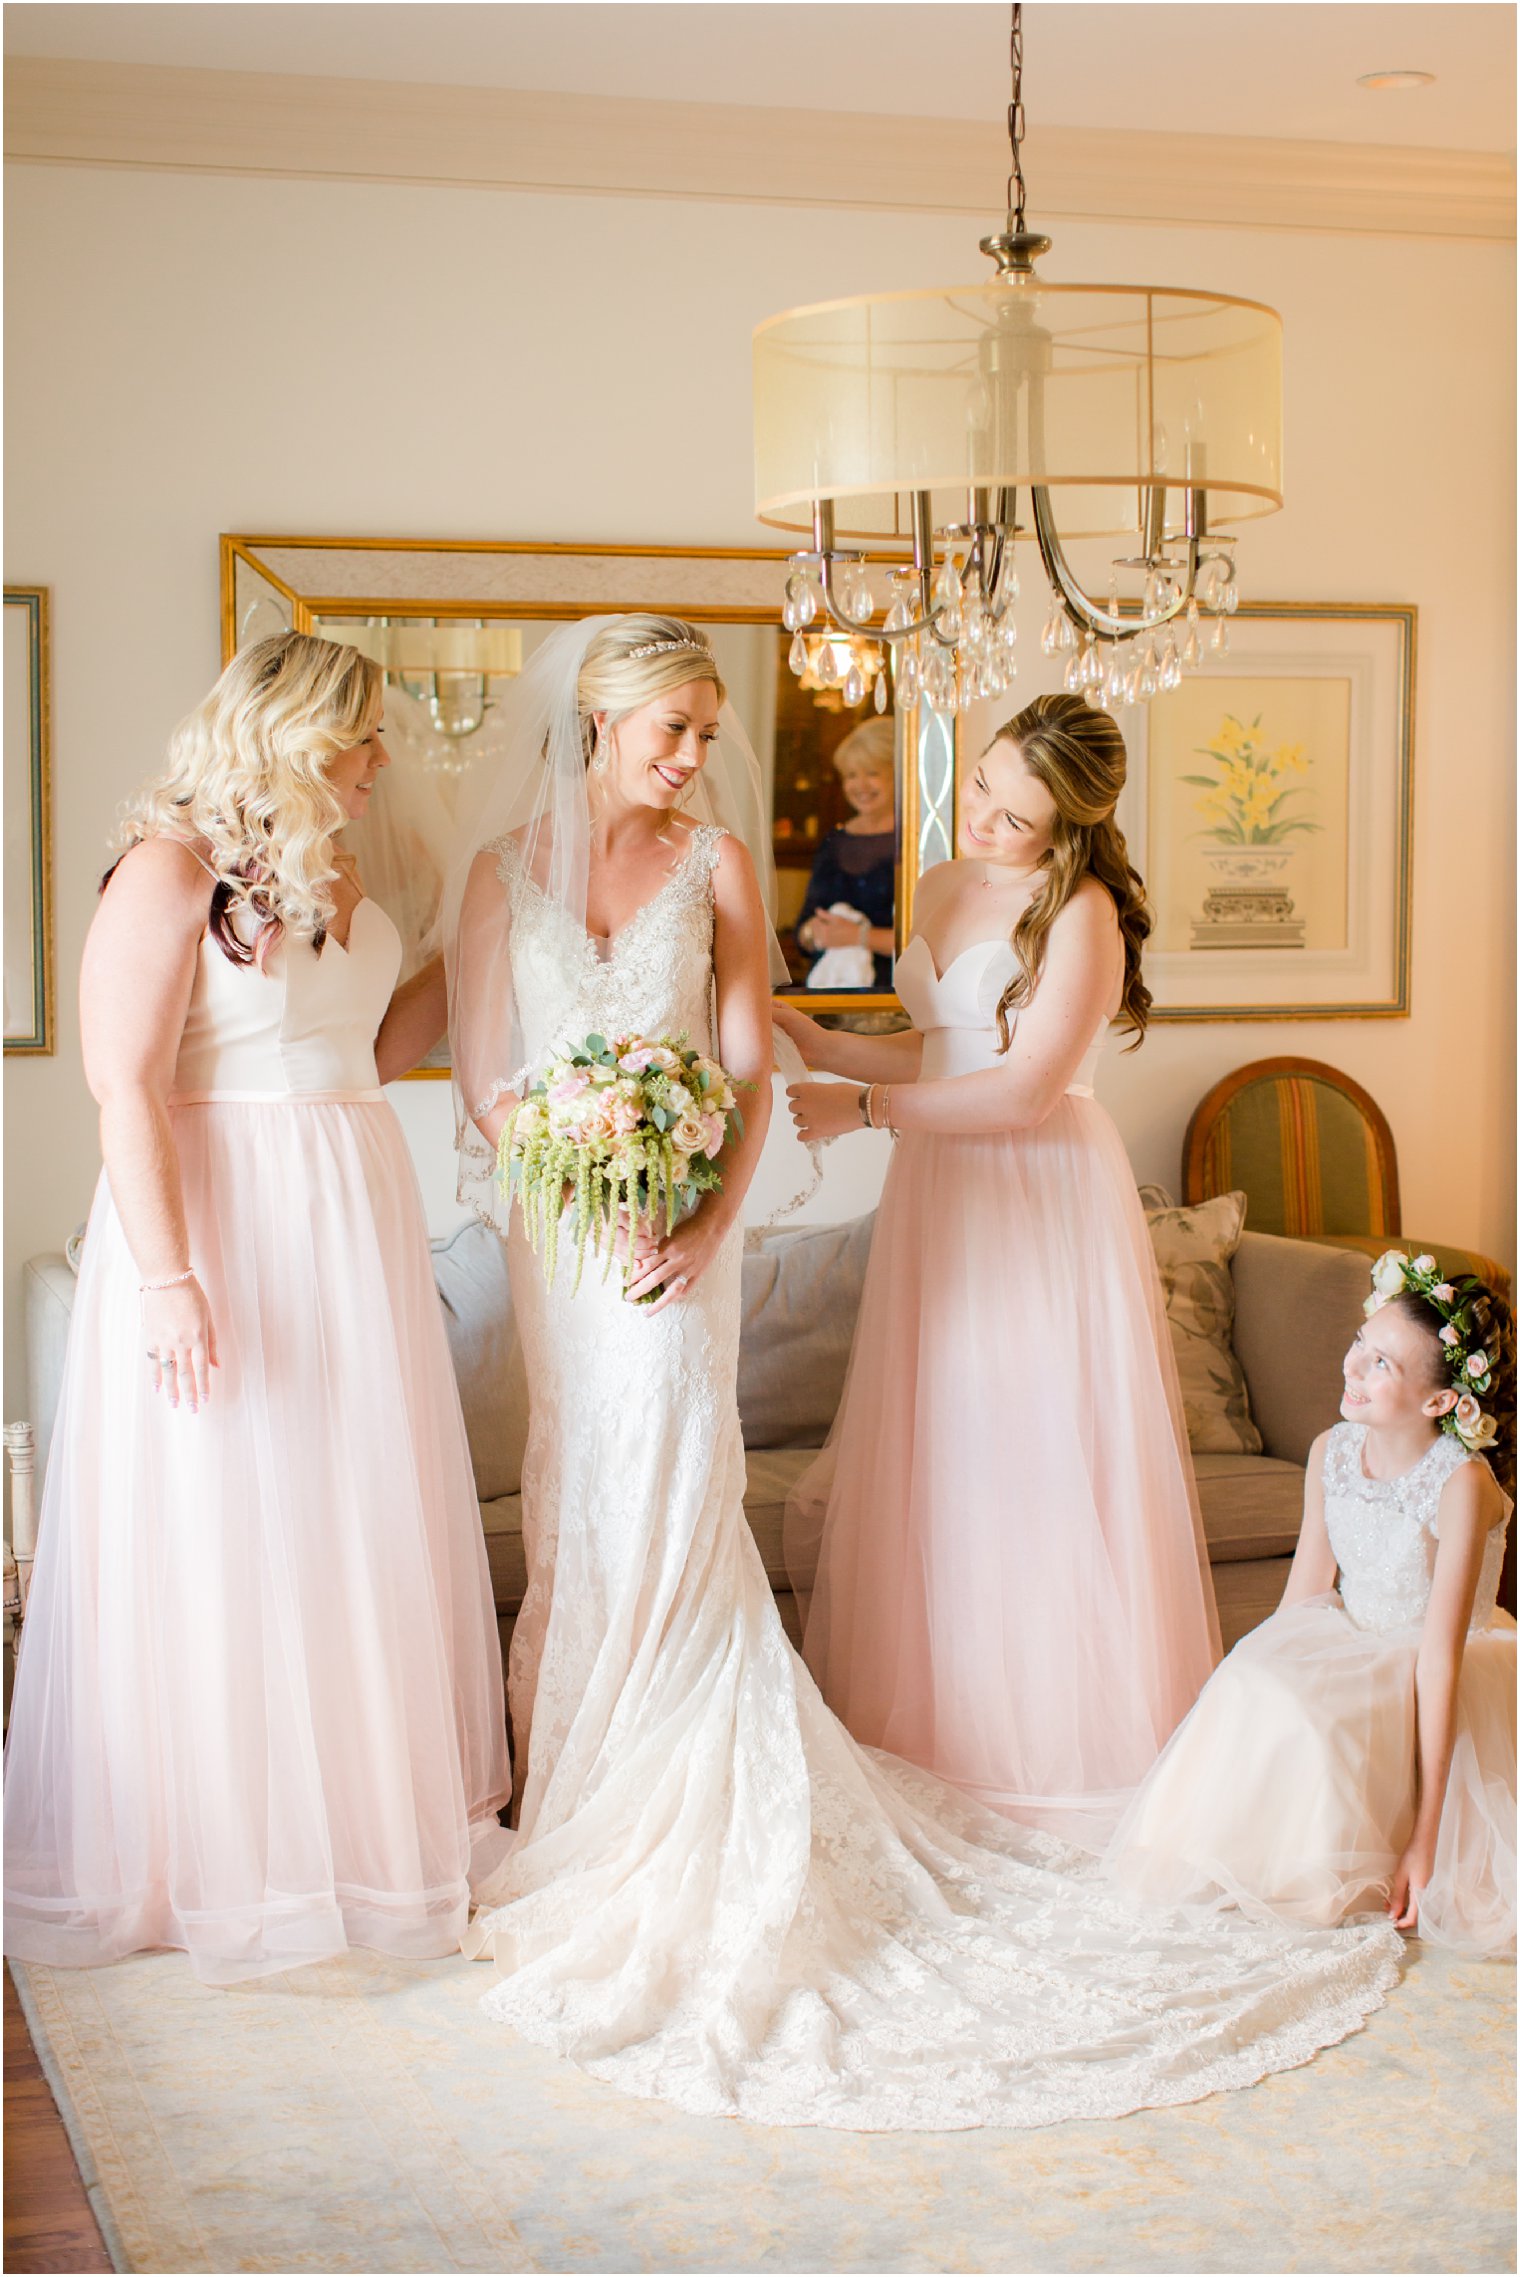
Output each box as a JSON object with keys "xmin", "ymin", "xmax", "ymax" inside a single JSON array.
[{"xmin": 779, "ymin": 691, "xmax": 1220, "ymax": 1849}]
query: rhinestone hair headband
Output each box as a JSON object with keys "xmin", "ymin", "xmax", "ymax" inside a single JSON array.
[{"xmin": 625, "ymin": 637, "xmax": 714, "ymax": 662}]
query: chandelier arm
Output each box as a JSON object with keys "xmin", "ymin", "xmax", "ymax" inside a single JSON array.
[{"xmin": 1031, "ymin": 488, "xmax": 1199, "ymax": 641}]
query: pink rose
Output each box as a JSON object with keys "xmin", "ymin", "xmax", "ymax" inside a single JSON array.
[
  {"xmin": 618, "ymin": 1045, "xmax": 657, "ymax": 1074},
  {"xmin": 608, "ymin": 1094, "xmax": 643, "ymax": 1135},
  {"xmin": 1440, "ymin": 1324, "xmax": 1460, "ymax": 1347},
  {"xmin": 1433, "ymin": 1283, "xmax": 1455, "ymax": 1303},
  {"xmin": 547, "ymin": 1067, "xmax": 591, "ymax": 1105},
  {"xmin": 700, "ymin": 1112, "xmax": 727, "ymax": 1158},
  {"xmin": 1466, "ymin": 1353, "xmax": 1488, "ymax": 1378}
]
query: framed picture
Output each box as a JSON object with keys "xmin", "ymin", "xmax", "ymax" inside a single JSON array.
[
  {"xmin": 4, "ymin": 586, "xmax": 54, "ymax": 1055},
  {"xmin": 1114, "ymin": 602, "xmax": 1414, "ymax": 1020}
]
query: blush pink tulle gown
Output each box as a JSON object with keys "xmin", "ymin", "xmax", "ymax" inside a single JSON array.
[
  {"xmin": 3, "ymin": 894, "xmax": 509, "ymax": 1983},
  {"xmin": 786, "ymin": 930, "xmax": 1221, "ymax": 1848}
]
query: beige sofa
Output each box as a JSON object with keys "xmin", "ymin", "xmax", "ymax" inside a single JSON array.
[{"xmin": 23, "ymin": 1218, "xmax": 1373, "ymax": 1662}]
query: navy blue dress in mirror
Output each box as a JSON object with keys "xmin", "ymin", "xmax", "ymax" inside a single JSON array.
[{"xmin": 798, "ymin": 830, "xmax": 897, "ymax": 990}]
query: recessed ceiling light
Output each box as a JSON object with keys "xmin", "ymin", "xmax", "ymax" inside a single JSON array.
[{"xmin": 1357, "ymin": 69, "xmax": 1437, "ymax": 91}]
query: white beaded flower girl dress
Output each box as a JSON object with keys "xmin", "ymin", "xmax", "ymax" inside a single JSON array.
[{"xmin": 1107, "ymin": 1422, "xmax": 1516, "ymax": 1956}]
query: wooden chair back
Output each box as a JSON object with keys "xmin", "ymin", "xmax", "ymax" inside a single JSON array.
[{"xmin": 1182, "ymin": 1057, "xmax": 1401, "ymax": 1239}]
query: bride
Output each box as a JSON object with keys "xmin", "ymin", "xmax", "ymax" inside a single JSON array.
[{"xmin": 444, "ymin": 612, "xmax": 1402, "ymax": 2132}]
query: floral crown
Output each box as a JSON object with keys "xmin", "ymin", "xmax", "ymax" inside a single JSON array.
[{"xmin": 1364, "ymin": 1250, "xmax": 1503, "ymax": 1455}]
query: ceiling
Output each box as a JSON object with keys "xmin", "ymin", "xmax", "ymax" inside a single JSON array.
[{"xmin": 3, "ymin": 2, "xmax": 1515, "ymax": 153}]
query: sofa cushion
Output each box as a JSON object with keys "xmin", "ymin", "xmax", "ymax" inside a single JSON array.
[
  {"xmin": 741, "ymin": 1448, "xmax": 818, "ymax": 1584},
  {"xmin": 481, "ymin": 1493, "xmax": 526, "ymax": 1611},
  {"xmin": 1144, "ymin": 1193, "xmax": 1263, "ymax": 1456},
  {"xmin": 1192, "ymin": 1453, "xmax": 1305, "ymax": 1562},
  {"xmin": 432, "ymin": 1220, "xmax": 530, "ymax": 1502},
  {"xmin": 737, "ymin": 1217, "xmax": 876, "ymax": 1449},
  {"xmin": 1211, "ymin": 1558, "xmax": 1293, "ymax": 1654},
  {"xmin": 1230, "ymin": 1232, "xmax": 1369, "ymax": 1467}
]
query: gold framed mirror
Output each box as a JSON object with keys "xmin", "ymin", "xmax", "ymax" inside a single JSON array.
[
  {"xmin": 221, "ymin": 537, "xmax": 960, "ymax": 1056},
  {"xmin": 4, "ymin": 584, "xmax": 55, "ymax": 1056}
]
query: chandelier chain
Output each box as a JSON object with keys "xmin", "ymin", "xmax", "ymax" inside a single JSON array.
[{"xmin": 1005, "ymin": 4, "xmax": 1027, "ymax": 232}]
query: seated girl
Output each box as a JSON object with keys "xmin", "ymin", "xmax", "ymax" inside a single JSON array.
[{"xmin": 1106, "ymin": 1253, "xmax": 1515, "ymax": 1958}]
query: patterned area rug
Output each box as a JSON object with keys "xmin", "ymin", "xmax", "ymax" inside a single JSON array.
[{"xmin": 12, "ymin": 1944, "xmax": 1515, "ymax": 2274}]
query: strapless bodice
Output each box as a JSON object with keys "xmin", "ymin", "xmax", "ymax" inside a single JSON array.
[
  {"xmin": 894, "ymin": 933, "xmax": 1106, "ymax": 1089},
  {"xmin": 170, "ymin": 899, "xmax": 401, "ymax": 1100}
]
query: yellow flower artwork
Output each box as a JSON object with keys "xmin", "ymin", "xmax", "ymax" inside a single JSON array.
[
  {"xmin": 1182, "ymin": 715, "xmax": 1320, "ymax": 847},
  {"xmin": 1144, "ymin": 676, "xmax": 1353, "ymax": 958}
]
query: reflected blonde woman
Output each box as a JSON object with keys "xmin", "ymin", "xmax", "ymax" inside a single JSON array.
[
  {"xmin": 794, "ymin": 715, "xmax": 898, "ymax": 989},
  {"xmin": 3, "ymin": 631, "xmax": 508, "ymax": 1984}
]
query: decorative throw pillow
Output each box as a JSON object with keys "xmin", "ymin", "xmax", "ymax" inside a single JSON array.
[
  {"xmin": 1145, "ymin": 1191, "xmax": 1263, "ymax": 1456},
  {"xmin": 1135, "ymin": 1182, "xmax": 1176, "ymax": 1213}
]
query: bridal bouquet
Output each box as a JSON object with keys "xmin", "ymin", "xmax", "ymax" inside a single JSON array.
[{"xmin": 498, "ymin": 1033, "xmax": 745, "ymax": 1294}]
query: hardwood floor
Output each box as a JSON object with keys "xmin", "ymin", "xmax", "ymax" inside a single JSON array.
[{"xmin": 4, "ymin": 1966, "xmax": 112, "ymax": 2272}]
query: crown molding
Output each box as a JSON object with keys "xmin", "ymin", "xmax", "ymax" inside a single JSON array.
[{"xmin": 5, "ymin": 57, "xmax": 1513, "ymax": 242}]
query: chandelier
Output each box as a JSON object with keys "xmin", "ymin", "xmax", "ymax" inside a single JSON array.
[
  {"xmin": 753, "ymin": 5, "xmax": 1283, "ymax": 714},
  {"xmin": 319, "ymin": 618, "xmax": 522, "ymax": 740}
]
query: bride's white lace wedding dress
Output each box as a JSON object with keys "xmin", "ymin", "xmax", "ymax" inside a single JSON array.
[{"xmin": 464, "ymin": 820, "xmax": 1403, "ymax": 2131}]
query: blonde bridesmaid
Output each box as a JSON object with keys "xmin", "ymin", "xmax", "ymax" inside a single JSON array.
[{"xmin": 3, "ymin": 633, "xmax": 508, "ymax": 1981}]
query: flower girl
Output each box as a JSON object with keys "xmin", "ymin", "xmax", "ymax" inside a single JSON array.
[{"xmin": 1107, "ymin": 1254, "xmax": 1516, "ymax": 1957}]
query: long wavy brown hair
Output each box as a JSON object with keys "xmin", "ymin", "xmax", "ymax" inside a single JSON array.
[
  {"xmin": 984, "ymin": 691, "xmax": 1152, "ymax": 1053},
  {"xmin": 1387, "ymin": 1283, "xmax": 1517, "ymax": 1500}
]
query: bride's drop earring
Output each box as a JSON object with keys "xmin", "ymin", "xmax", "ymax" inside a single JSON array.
[{"xmin": 591, "ymin": 724, "xmax": 615, "ymax": 776}]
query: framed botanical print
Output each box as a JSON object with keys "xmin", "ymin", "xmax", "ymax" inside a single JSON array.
[
  {"xmin": 1114, "ymin": 602, "xmax": 1414, "ymax": 1020},
  {"xmin": 4, "ymin": 586, "xmax": 54, "ymax": 1055}
]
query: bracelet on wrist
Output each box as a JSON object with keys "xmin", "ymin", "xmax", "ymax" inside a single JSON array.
[{"xmin": 140, "ymin": 1268, "xmax": 194, "ymax": 1294}]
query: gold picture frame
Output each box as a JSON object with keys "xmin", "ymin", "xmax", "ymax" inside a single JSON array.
[
  {"xmin": 4, "ymin": 585, "xmax": 55, "ymax": 1055},
  {"xmin": 220, "ymin": 536, "xmax": 960, "ymax": 1054},
  {"xmin": 1114, "ymin": 601, "xmax": 1415, "ymax": 1021}
]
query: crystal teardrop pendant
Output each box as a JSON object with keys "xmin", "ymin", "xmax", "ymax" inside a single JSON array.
[
  {"xmin": 1062, "ymin": 653, "xmax": 1082, "ymax": 694},
  {"xmin": 843, "ymin": 665, "xmax": 866, "ymax": 707},
  {"xmin": 789, "ymin": 631, "xmax": 808, "ymax": 675},
  {"xmin": 1211, "ymin": 618, "xmax": 1230, "ymax": 654},
  {"xmin": 874, "ymin": 670, "xmax": 889, "ymax": 713},
  {"xmin": 897, "ymin": 651, "xmax": 920, "ymax": 706},
  {"xmin": 814, "ymin": 641, "xmax": 838, "ymax": 686},
  {"xmin": 1057, "ymin": 615, "xmax": 1077, "ymax": 653},
  {"xmin": 798, "ymin": 586, "xmax": 817, "ymax": 627}
]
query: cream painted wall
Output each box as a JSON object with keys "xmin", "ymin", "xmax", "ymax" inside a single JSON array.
[{"xmin": 4, "ymin": 162, "xmax": 1513, "ymax": 1418}]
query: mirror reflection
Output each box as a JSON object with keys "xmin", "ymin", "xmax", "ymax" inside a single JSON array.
[{"xmin": 312, "ymin": 612, "xmax": 901, "ymax": 1007}]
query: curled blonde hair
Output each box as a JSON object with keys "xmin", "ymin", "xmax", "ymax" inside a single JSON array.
[
  {"xmin": 575, "ymin": 614, "xmax": 725, "ymax": 761},
  {"xmin": 833, "ymin": 717, "xmax": 896, "ymax": 780},
  {"xmin": 116, "ymin": 631, "xmax": 381, "ymax": 955},
  {"xmin": 986, "ymin": 691, "xmax": 1153, "ymax": 1053}
]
